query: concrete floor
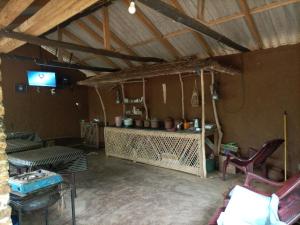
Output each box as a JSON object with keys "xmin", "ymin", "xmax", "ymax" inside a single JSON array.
[{"xmin": 22, "ymin": 151, "xmax": 243, "ymax": 225}]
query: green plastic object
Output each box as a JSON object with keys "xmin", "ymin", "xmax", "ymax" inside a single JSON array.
[{"xmin": 206, "ymin": 158, "xmax": 215, "ymax": 173}]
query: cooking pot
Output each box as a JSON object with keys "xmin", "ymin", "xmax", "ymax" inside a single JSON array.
[
  {"xmin": 123, "ymin": 118, "xmax": 133, "ymax": 127},
  {"xmin": 115, "ymin": 116, "xmax": 122, "ymax": 127},
  {"xmin": 151, "ymin": 118, "xmax": 159, "ymax": 129},
  {"xmin": 164, "ymin": 117, "xmax": 174, "ymax": 130}
]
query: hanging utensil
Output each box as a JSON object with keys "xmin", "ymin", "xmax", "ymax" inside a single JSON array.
[{"xmin": 191, "ymin": 79, "xmax": 200, "ymax": 107}]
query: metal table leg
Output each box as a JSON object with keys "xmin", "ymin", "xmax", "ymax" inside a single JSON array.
[
  {"xmin": 71, "ymin": 173, "xmax": 77, "ymax": 198},
  {"xmin": 18, "ymin": 209, "xmax": 22, "ymax": 225},
  {"xmin": 45, "ymin": 207, "xmax": 49, "ymax": 225},
  {"xmin": 71, "ymin": 186, "xmax": 76, "ymax": 225}
]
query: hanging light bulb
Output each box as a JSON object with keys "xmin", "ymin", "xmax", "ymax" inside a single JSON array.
[{"xmin": 128, "ymin": 0, "xmax": 136, "ymax": 14}]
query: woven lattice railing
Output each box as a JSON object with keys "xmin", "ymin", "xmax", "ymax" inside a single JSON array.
[{"xmin": 105, "ymin": 127, "xmax": 212, "ymax": 177}]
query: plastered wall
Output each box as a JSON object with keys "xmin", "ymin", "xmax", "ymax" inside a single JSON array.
[
  {"xmin": 89, "ymin": 44, "xmax": 300, "ymax": 173},
  {"xmin": 2, "ymin": 45, "xmax": 89, "ymax": 139}
]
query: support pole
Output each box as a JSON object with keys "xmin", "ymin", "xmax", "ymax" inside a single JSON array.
[
  {"xmin": 200, "ymin": 69, "xmax": 206, "ymax": 178},
  {"xmin": 283, "ymin": 111, "xmax": 287, "ymax": 181},
  {"xmin": 142, "ymin": 78, "xmax": 149, "ymax": 120},
  {"xmin": 210, "ymin": 72, "xmax": 223, "ymax": 155},
  {"xmin": 95, "ymin": 86, "xmax": 107, "ymax": 127},
  {"xmin": 179, "ymin": 74, "xmax": 185, "ymax": 119},
  {"xmin": 121, "ymin": 84, "xmax": 125, "ymax": 117}
]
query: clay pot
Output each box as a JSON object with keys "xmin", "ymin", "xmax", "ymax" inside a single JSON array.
[
  {"xmin": 164, "ymin": 117, "xmax": 174, "ymax": 130},
  {"xmin": 115, "ymin": 116, "xmax": 122, "ymax": 127},
  {"xmin": 183, "ymin": 120, "xmax": 190, "ymax": 130},
  {"xmin": 135, "ymin": 119, "xmax": 143, "ymax": 128},
  {"xmin": 151, "ymin": 118, "xmax": 159, "ymax": 129},
  {"xmin": 144, "ymin": 119, "xmax": 150, "ymax": 128}
]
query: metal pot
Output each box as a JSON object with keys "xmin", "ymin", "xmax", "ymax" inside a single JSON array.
[
  {"xmin": 151, "ymin": 118, "xmax": 159, "ymax": 129},
  {"xmin": 115, "ymin": 116, "xmax": 122, "ymax": 127},
  {"xmin": 123, "ymin": 118, "xmax": 133, "ymax": 127},
  {"xmin": 164, "ymin": 117, "xmax": 174, "ymax": 130}
]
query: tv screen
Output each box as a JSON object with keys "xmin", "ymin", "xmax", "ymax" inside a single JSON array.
[{"xmin": 27, "ymin": 71, "xmax": 56, "ymax": 87}]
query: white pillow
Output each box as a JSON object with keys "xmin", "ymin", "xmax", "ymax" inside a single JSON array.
[{"xmin": 217, "ymin": 185, "xmax": 286, "ymax": 225}]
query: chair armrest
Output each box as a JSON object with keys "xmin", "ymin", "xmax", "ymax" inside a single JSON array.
[
  {"xmin": 248, "ymin": 147, "xmax": 258, "ymax": 157},
  {"xmin": 244, "ymin": 172, "xmax": 284, "ymax": 188},
  {"xmin": 225, "ymin": 151, "xmax": 250, "ymax": 163}
]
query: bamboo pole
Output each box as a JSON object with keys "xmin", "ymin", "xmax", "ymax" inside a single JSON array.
[
  {"xmin": 142, "ymin": 78, "xmax": 149, "ymax": 120},
  {"xmin": 179, "ymin": 74, "xmax": 185, "ymax": 119},
  {"xmin": 95, "ymin": 86, "xmax": 107, "ymax": 126},
  {"xmin": 121, "ymin": 83, "xmax": 125, "ymax": 117},
  {"xmin": 200, "ymin": 69, "xmax": 206, "ymax": 178},
  {"xmin": 284, "ymin": 111, "xmax": 287, "ymax": 181},
  {"xmin": 210, "ymin": 72, "xmax": 223, "ymax": 155}
]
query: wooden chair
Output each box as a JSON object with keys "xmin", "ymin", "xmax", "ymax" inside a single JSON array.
[
  {"xmin": 208, "ymin": 172, "xmax": 300, "ymax": 225},
  {"xmin": 223, "ymin": 139, "xmax": 284, "ymax": 180}
]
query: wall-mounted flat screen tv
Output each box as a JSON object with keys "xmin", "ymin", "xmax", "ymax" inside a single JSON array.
[{"xmin": 27, "ymin": 71, "xmax": 56, "ymax": 87}]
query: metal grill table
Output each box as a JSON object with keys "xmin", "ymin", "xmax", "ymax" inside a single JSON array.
[
  {"xmin": 6, "ymin": 139, "xmax": 43, "ymax": 154},
  {"xmin": 7, "ymin": 146, "xmax": 87, "ymax": 173}
]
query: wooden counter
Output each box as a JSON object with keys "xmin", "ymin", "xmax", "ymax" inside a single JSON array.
[{"xmin": 104, "ymin": 127, "xmax": 216, "ymax": 178}]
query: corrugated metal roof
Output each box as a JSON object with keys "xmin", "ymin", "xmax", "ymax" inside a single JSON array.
[{"xmin": 43, "ymin": 0, "xmax": 300, "ymax": 75}]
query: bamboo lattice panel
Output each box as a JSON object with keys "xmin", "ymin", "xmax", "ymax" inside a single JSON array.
[
  {"xmin": 104, "ymin": 127, "xmax": 208, "ymax": 177},
  {"xmin": 80, "ymin": 121, "xmax": 99, "ymax": 148}
]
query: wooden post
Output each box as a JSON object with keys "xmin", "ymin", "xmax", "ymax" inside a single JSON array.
[
  {"xmin": 95, "ymin": 86, "xmax": 107, "ymax": 127},
  {"xmin": 200, "ymin": 69, "xmax": 206, "ymax": 178},
  {"xmin": 179, "ymin": 74, "xmax": 185, "ymax": 119},
  {"xmin": 142, "ymin": 78, "xmax": 149, "ymax": 120},
  {"xmin": 283, "ymin": 111, "xmax": 287, "ymax": 181},
  {"xmin": 0, "ymin": 57, "xmax": 12, "ymax": 225},
  {"xmin": 121, "ymin": 83, "xmax": 125, "ymax": 117},
  {"xmin": 210, "ymin": 71, "xmax": 223, "ymax": 155}
]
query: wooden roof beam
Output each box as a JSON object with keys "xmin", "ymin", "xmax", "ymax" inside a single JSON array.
[
  {"xmin": 0, "ymin": 29, "xmax": 164, "ymax": 63},
  {"xmin": 197, "ymin": 0, "xmax": 205, "ymax": 21},
  {"xmin": 102, "ymin": 7, "xmax": 111, "ymax": 50},
  {"xmin": 0, "ymin": 0, "xmax": 102, "ymax": 53},
  {"xmin": 87, "ymin": 15, "xmax": 145, "ymax": 65},
  {"xmin": 62, "ymin": 28, "xmax": 120, "ymax": 68},
  {"xmin": 170, "ymin": 0, "xmax": 213, "ymax": 57},
  {"xmin": 237, "ymin": 0, "xmax": 264, "ymax": 49},
  {"xmin": 76, "ymin": 19, "xmax": 133, "ymax": 67},
  {"xmin": 139, "ymin": 0, "xmax": 249, "ymax": 52},
  {"xmin": 123, "ymin": 0, "xmax": 181, "ymax": 60},
  {"xmin": 0, "ymin": 0, "xmax": 34, "ymax": 28}
]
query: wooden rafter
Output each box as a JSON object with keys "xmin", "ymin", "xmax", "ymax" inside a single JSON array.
[
  {"xmin": 102, "ymin": 7, "xmax": 111, "ymax": 50},
  {"xmin": 112, "ymin": 0, "xmax": 299, "ymax": 53},
  {"xmin": 0, "ymin": 0, "xmax": 102, "ymax": 53},
  {"xmin": 197, "ymin": 0, "xmax": 205, "ymax": 20},
  {"xmin": 0, "ymin": 52, "xmax": 119, "ymax": 72},
  {"xmin": 139, "ymin": 0, "xmax": 249, "ymax": 52},
  {"xmin": 237, "ymin": 0, "xmax": 263, "ymax": 49},
  {"xmin": 86, "ymin": 15, "xmax": 144, "ymax": 65},
  {"xmin": 78, "ymin": 59, "xmax": 242, "ymax": 86},
  {"xmin": 57, "ymin": 27, "xmax": 63, "ymax": 61},
  {"xmin": 0, "ymin": 0, "xmax": 34, "ymax": 28},
  {"xmin": 62, "ymin": 28, "xmax": 119, "ymax": 68},
  {"xmin": 122, "ymin": 0, "xmax": 181, "ymax": 59},
  {"xmin": 76, "ymin": 19, "xmax": 133, "ymax": 67},
  {"xmin": 170, "ymin": 0, "xmax": 213, "ymax": 57}
]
